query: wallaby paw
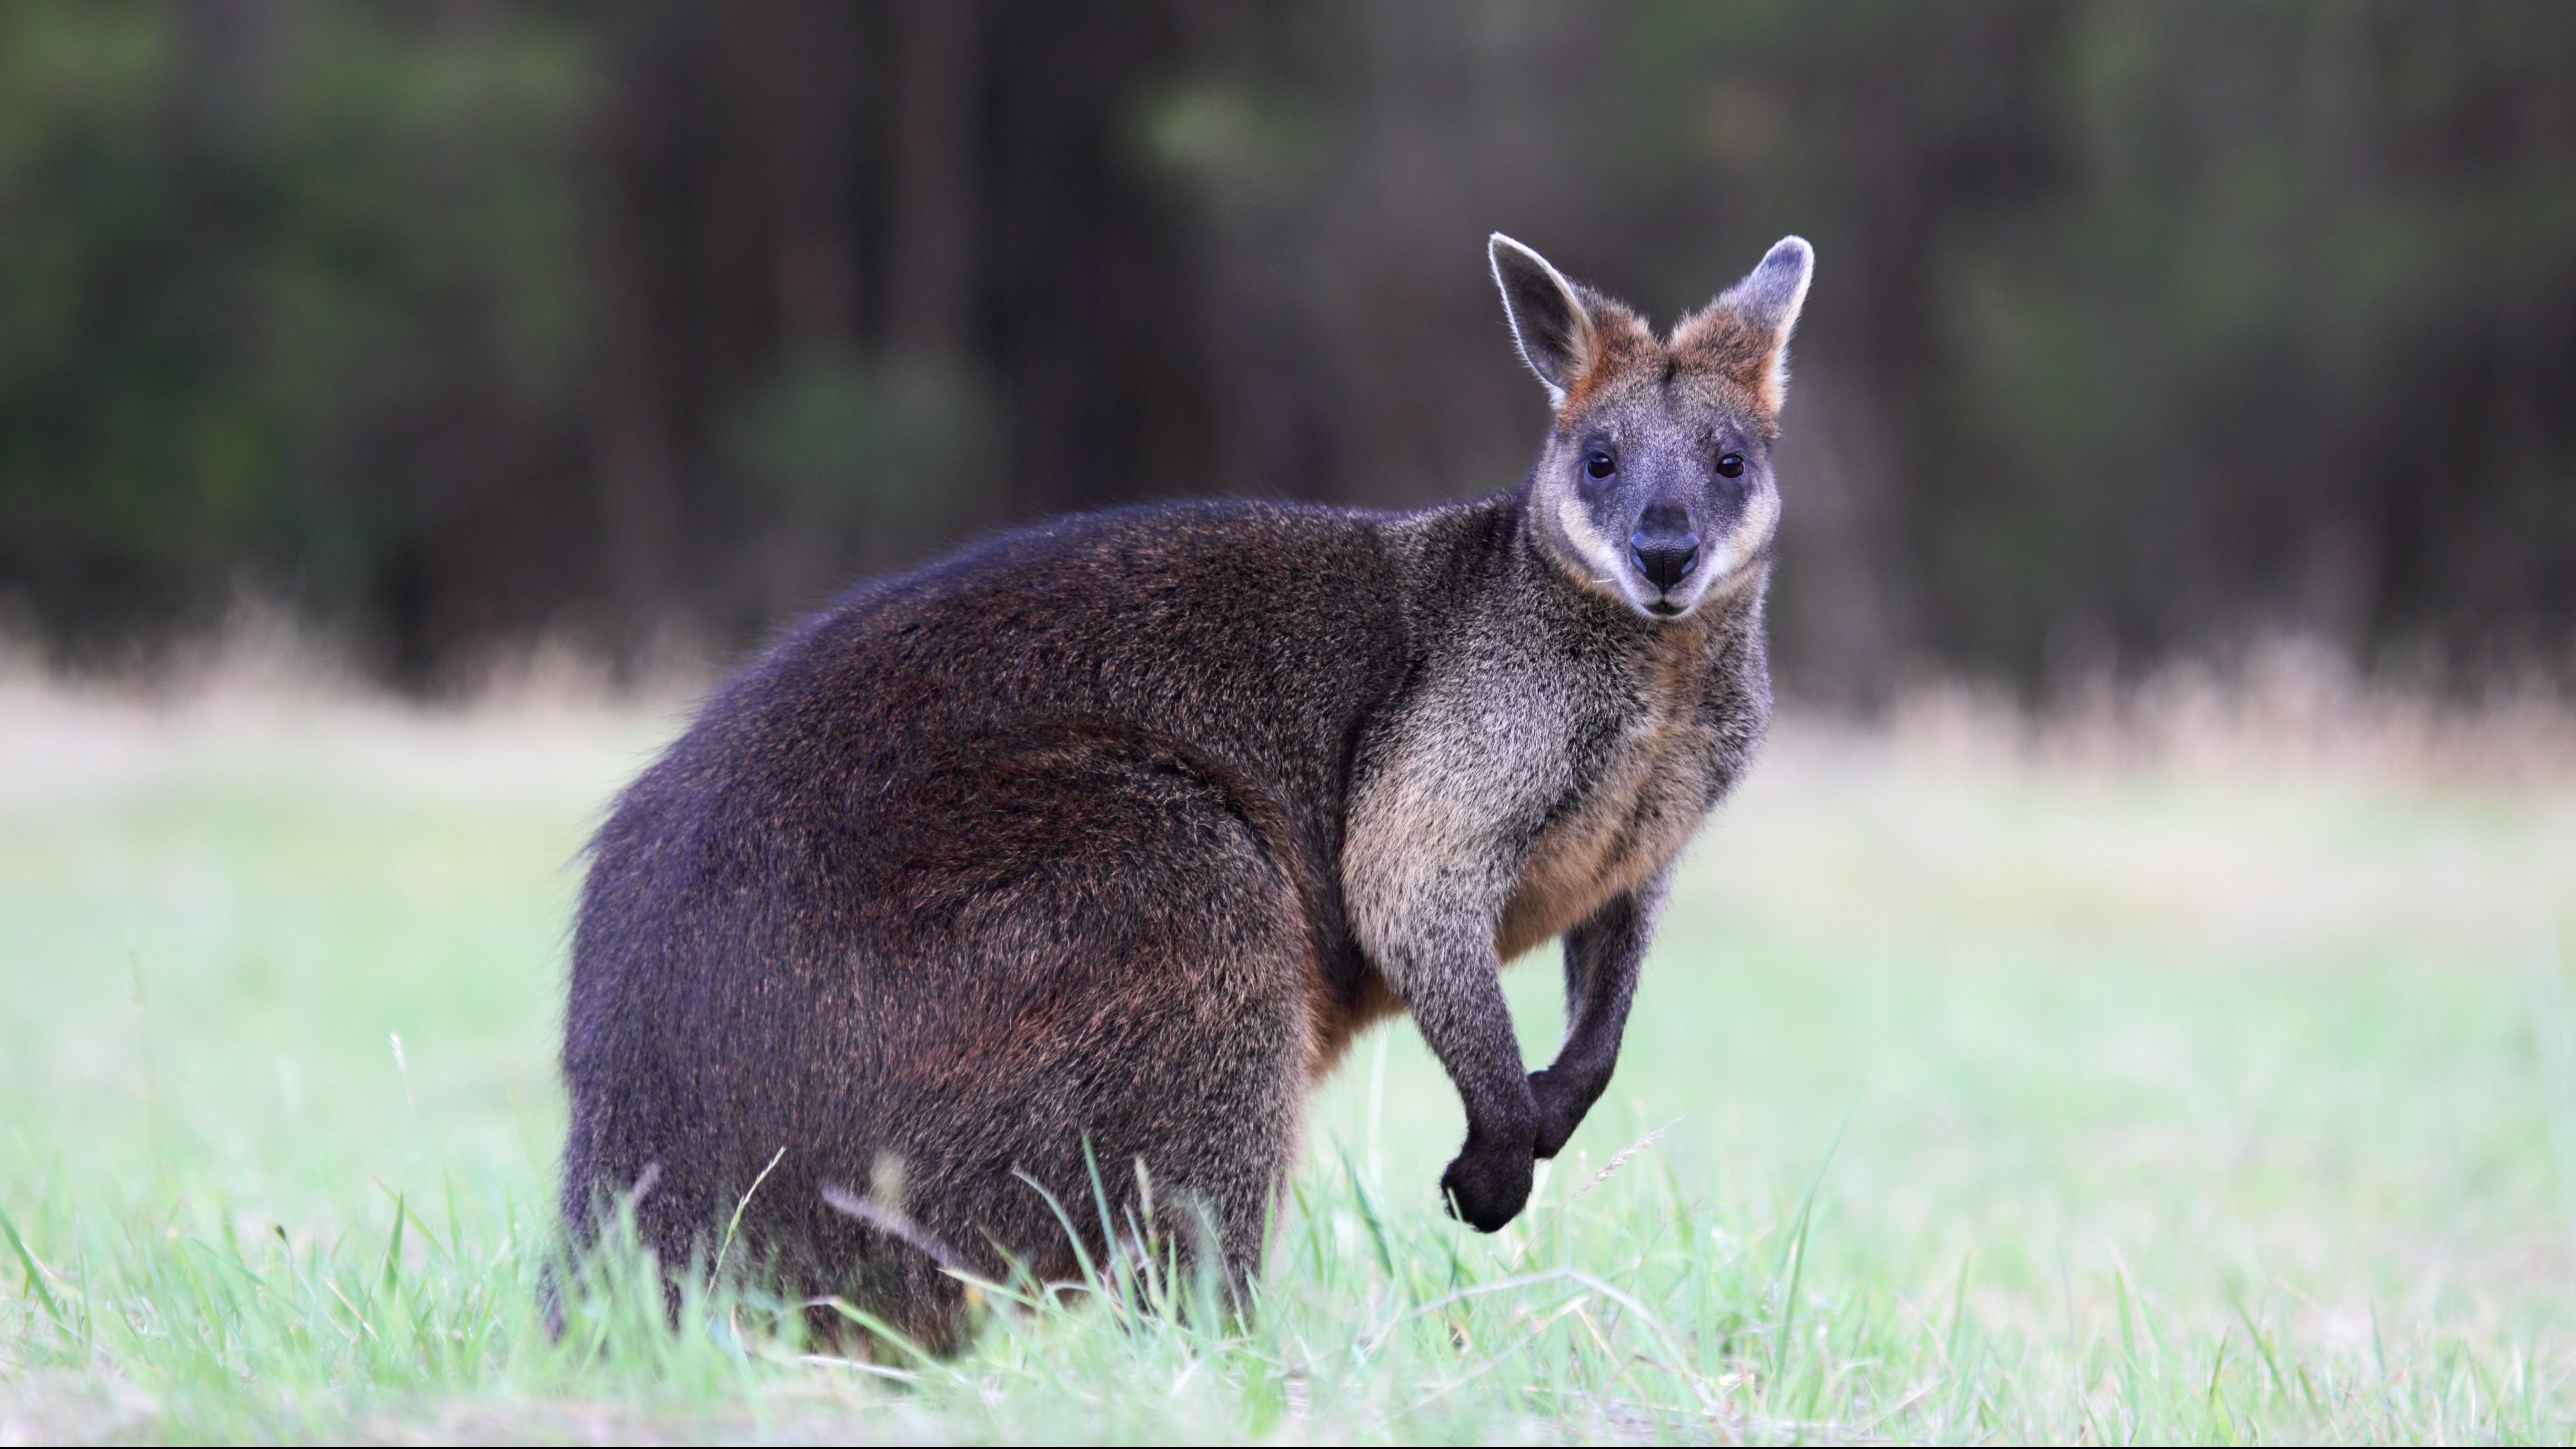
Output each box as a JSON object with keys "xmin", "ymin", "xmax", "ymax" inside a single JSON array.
[{"xmin": 1439, "ymin": 1139, "xmax": 1534, "ymax": 1232}]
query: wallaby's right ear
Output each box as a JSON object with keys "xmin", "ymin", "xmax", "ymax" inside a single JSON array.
[
  {"xmin": 1489, "ymin": 234, "xmax": 1594, "ymax": 406},
  {"xmin": 1708, "ymin": 236, "xmax": 1814, "ymax": 415}
]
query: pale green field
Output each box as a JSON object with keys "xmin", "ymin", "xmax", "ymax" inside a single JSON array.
[{"xmin": 3, "ymin": 683, "xmax": 2573, "ymax": 1442}]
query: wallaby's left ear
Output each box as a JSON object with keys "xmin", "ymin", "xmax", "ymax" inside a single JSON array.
[
  {"xmin": 1489, "ymin": 234, "xmax": 1595, "ymax": 406},
  {"xmin": 1681, "ymin": 235, "xmax": 1814, "ymax": 414}
]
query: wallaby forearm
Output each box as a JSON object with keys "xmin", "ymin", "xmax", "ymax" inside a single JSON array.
[
  {"xmin": 1532, "ymin": 873, "xmax": 1668, "ymax": 1158},
  {"xmin": 1393, "ymin": 944, "xmax": 1538, "ymax": 1231}
]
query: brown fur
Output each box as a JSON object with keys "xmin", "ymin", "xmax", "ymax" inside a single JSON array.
[
  {"xmin": 1554, "ymin": 301, "xmax": 1662, "ymax": 425},
  {"xmin": 1669, "ymin": 303, "xmax": 1790, "ymax": 424},
  {"xmin": 1304, "ymin": 972, "xmax": 1408, "ymax": 1083}
]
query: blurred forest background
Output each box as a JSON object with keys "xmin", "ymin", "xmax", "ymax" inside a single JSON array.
[{"xmin": 1, "ymin": 0, "xmax": 2571, "ymax": 703}]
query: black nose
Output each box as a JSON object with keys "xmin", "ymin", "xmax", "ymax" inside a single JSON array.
[{"xmin": 1627, "ymin": 530, "xmax": 1701, "ymax": 593}]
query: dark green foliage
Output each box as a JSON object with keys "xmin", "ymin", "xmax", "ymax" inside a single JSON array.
[
  {"xmin": 1, "ymin": 2, "xmax": 2570, "ymax": 692},
  {"xmin": 0, "ymin": 4, "xmax": 590, "ymax": 667}
]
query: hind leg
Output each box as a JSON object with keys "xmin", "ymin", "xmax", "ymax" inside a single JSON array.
[
  {"xmin": 853, "ymin": 736, "xmax": 1323, "ymax": 1325},
  {"xmin": 1109, "ymin": 999, "xmax": 1306, "ymax": 1314}
]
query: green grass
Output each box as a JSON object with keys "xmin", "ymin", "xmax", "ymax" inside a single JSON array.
[{"xmin": 4, "ymin": 689, "xmax": 2574, "ymax": 1441}]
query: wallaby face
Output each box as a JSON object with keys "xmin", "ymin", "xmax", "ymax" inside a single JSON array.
[{"xmin": 1491, "ymin": 234, "xmax": 1813, "ymax": 620}]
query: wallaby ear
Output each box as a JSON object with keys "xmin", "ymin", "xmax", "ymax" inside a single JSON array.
[
  {"xmin": 1713, "ymin": 236, "xmax": 1813, "ymax": 412},
  {"xmin": 1488, "ymin": 234, "xmax": 1594, "ymax": 405}
]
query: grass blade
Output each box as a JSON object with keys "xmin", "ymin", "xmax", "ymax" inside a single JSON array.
[
  {"xmin": 379, "ymin": 1191, "xmax": 406, "ymax": 1294},
  {"xmin": 1771, "ymin": 1094, "xmax": 1857, "ymax": 1377},
  {"xmin": 714, "ymin": 1145, "xmax": 788, "ymax": 1280},
  {"xmin": 0, "ymin": 1204, "xmax": 65, "ymax": 1331}
]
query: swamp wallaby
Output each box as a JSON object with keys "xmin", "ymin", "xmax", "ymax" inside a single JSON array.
[{"xmin": 558, "ymin": 233, "xmax": 1814, "ymax": 1351}]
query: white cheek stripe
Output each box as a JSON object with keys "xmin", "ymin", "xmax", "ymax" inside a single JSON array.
[
  {"xmin": 1724, "ymin": 486, "xmax": 1780, "ymax": 569},
  {"xmin": 1553, "ymin": 493, "xmax": 1626, "ymax": 579},
  {"xmin": 1700, "ymin": 490, "xmax": 1783, "ymax": 588}
]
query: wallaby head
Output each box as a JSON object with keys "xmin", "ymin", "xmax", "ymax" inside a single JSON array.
[{"xmin": 1490, "ymin": 233, "xmax": 1813, "ymax": 620}]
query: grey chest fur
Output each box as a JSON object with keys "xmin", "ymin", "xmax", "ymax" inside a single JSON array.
[
  {"xmin": 1493, "ymin": 626, "xmax": 1728, "ymax": 960},
  {"xmin": 1341, "ymin": 611, "xmax": 1743, "ymax": 973}
]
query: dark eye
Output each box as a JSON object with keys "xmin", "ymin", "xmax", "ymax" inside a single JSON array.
[
  {"xmin": 1584, "ymin": 450, "xmax": 1616, "ymax": 480},
  {"xmin": 1716, "ymin": 452, "xmax": 1745, "ymax": 479}
]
